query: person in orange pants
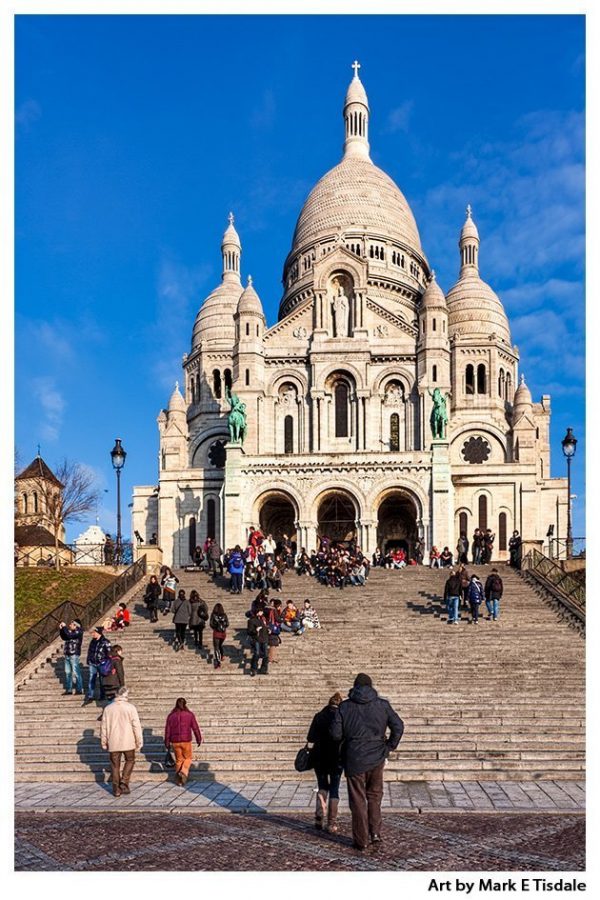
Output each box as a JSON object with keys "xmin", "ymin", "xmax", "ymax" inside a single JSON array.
[{"xmin": 164, "ymin": 697, "xmax": 203, "ymax": 786}]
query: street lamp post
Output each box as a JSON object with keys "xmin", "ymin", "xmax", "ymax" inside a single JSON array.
[
  {"xmin": 110, "ymin": 438, "xmax": 127, "ymax": 563},
  {"xmin": 561, "ymin": 428, "xmax": 577, "ymax": 560}
]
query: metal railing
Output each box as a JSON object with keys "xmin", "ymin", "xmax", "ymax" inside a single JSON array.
[
  {"xmin": 14, "ymin": 554, "xmax": 147, "ymax": 672},
  {"xmin": 16, "ymin": 541, "xmax": 134, "ymax": 568},
  {"xmin": 546, "ymin": 537, "xmax": 586, "ymax": 561},
  {"xmin": 521, "ymin": 547, "xmax": 585, "ymax": 622}
]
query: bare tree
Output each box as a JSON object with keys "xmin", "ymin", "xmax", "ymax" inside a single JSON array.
[{"xmin": 32, "ymin": 459, "xmax": 101, "ymax": 570}]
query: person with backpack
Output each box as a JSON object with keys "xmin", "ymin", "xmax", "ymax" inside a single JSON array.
[
  {"xmin": 83, "ymin": 626, "xmax": 111, "ymax": 704},
  {"xmin": 161, "ymin": 567, "xmax": 179, "ymax": 615},
  {"xmin": 172, "ymin": 589, "xmax": 192, "ymax": 650},
  {"xmin": 210, "ymin": 603, "xmax": 229, "ymax": 669},
  {"xmin": 307, "ymin": 692, "xmax": 343, "ymax": 833},
  {"xmin": 443, "ymin": 568, "xmax": 463, "ymax": 624},
  {"xmin": 144, "ymin": 574, "xmax": 162, "ymax": 623},
  {"xmin": 58, "ymin": 619, "xmax": 84, "ymax": 695},
  {"xmin": 247, "ymin": 607, "xmax": 269, "ymax": 677},
  {"xmin": 228, "ymin": 545, "xmax": 245, "ymax": 594},
  {"xmin": 485, "ymin": 568, "xmax": 504, "ymax": 621},
  {"xmin": 101, "ymin": 644, "xmax": 125, "ymax": 700},
  {"xmin": 189, "ymin": 589, "xmax": 209, "ymax": 649},
  {"xmin": 164, "ymin": 697, "xmax": 203, "ymax": 786},
  {"xmin": 467, "ymin": 574, "xmax": 485, "ymax": 624}
]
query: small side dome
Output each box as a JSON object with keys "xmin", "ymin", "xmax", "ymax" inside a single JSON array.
[
  {"xmin": 513, "ymin": 374, "xmax": 533, "ymax": 421},
  {"xmin": 168, "ymin": 381, "xmax": 186, "ymax": 414},
  {"xmin": 237, "ymin": 275, "xmax": 264, "ymax": 316},
  {"xmin": 420, "ymin": 271, "xmax": 446, "ymax": 309}
]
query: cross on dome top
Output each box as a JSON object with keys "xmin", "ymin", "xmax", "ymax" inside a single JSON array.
[
  {"xmin": 352, "ymin": 59, "xmax": 361, "ymax": 78},
  {"xmin": 466, "ymin": 203, "xmax": 472, "ymax": 218},
  {"xmin": 228, "ymin": 212, "xmax": 234, "ymax": 225}
]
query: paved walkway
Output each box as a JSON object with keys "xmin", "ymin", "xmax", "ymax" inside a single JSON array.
[
  {"xmin": 15, "ymin": 779, "xmax": 585, "ymax": 813},
  {"xmin": 15, "ymin": 809, "xmax": 585, "ymax": 871}
]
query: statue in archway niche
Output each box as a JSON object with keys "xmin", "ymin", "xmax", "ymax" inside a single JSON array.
[
  {"xmin": 226, "ymin": 388, "xmax": 247, "ymax": 445},
  {"xmin": 331, "ymin": 277, "xmax": 351, "ymax": 337},
  {"xmin": 429, "ymin": 387, "xmax": 450, "ymax": 440}
]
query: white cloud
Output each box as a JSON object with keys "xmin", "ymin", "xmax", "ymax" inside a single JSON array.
[
  {"xmin": 31, "ymin": 376, "xmax": 65, "ymax": 441},
  {"xmin": 383, "ymin": 100, "xmax": 414, "ymax": 134}
]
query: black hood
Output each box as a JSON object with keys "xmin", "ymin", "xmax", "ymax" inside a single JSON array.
[{"xmin": 348, "ymin": 684, "xmax": 378, "ymax": 704}]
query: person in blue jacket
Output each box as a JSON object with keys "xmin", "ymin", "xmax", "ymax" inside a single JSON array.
[
  {"xmin": 228, "ymin": 545, "xmax": 245, "ymax": 594},
  {"xmin": 58, "ymin": 619, "xmax": 84, "ymax": 695}
]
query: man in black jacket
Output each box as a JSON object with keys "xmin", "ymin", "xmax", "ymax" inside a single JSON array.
[
  {"xmin": 443, "ymin": 569, "xmax": 463, "ymax": 624},
  {"xmin": 484, "ymin": 568, "xmax": 504, "ymax": 621},
  {"xmin": 248, "ymin": 608, "xmax": 269, "ymax": 677},
  {"xmin": 330, "ymin": 673, "xmax": 404, "ymax": 850},
  {"xmin": 84, "ymin": 626, "xmax": 111, "ymax": 704},
  {"xmin": 59, "ymin": 619, "xmax": 84, "ymax": 695}
]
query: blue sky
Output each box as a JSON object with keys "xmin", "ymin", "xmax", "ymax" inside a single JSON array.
[{"xmin": 15, "ymin": 14, "xmax": 585, "ymax": 540}]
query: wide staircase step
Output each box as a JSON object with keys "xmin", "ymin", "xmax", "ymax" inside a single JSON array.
[{"xmin": 14, "ymin": 565, "xmax": 585, "ymax": 783}]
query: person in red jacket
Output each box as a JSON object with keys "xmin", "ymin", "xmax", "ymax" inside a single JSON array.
[{"xmin": 164, "ymin": 697, "xmax": 203, "ymax": 786}]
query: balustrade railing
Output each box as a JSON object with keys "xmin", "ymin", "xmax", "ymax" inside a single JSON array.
[
  {"xmin": 16, "ymin": 541, "xmax": 134, "ymax": 568},
  {"xmin": 521, "ymin": 547, "xmax": 585, "ymax": 622}
]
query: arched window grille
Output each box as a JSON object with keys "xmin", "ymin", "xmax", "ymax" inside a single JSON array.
[
  {"xmin": 188, "ymin": 516, "xmax": 197, "ymax": 560},
  {"xmin": 284, "ymin": 415, "xmax": 294, "ymax": 454},
  {"xmin": 206, "ymin": 499, "xmax": 216, "ymax": 540},
  {"xmin": 477, "ymin": 364, "xmax": 487, "ymax": 394},
  {"xmin": 478, "ymin": 495, "xmax": 488, "ymax": 531},
  {"xmin": 224, "ymin": 369, "xmax": 233, "ymax": 393},
  {"xmin": 499, "ymin": 513, "xmax": 507, "ymax": 551},
  {"xmin": 498, "ymin": 368, "xmax": 505, "ymax": 397},
  {"xmin": 334, "ymin": 382, "xmax": 349, "ymax": 438},
  {"xmin": 213, "ymin": 369, "xmax": 222, "ymax": 399},
  {"xmin": 245, "ymin": 369, "xmax": 250, "ymax": 386},
  {"xmin": 432, "ymin": 365, "xmax": 438, "ymax": 383},
  {"xmin": 505, "ymin": 373, "xmax": 512, "ymax": 400},
  {"xmin": 465, "ymin": 364, "xmax": 475, "ymax": 394},
  {"xmin": 459, "ymin": 511, "xmax": 468, "ymax": 537},
  {"xmin": 390, "ymin": 413, "xmax": 400, "ymax": 452}
]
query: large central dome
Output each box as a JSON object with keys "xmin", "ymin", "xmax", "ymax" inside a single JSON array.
[{"xmin": 291, "ymin": 156, "xmax": 423, "ymax": 255}]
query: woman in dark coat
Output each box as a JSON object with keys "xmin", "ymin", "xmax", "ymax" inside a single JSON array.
[
  {"xmin": 172, "ymin": 590, "xmax": 192, "ymax": 650},
  {"xmin": 307, "ymin": 692, "xmax": 343, "ymax": 833},
  {"xmin": 189, "ymin": 590, "xmax": 209, "ymax": 649},
  {"xmin": 100, "ymin": 645, "xmax": 125, "ymax": 701},
  {"xmin": 144, "ymin": 575, "xmax": 162, "ymax": 623},
  {"xmin": 209, "ymin": 603, "xmax": 229, "ymax": 669}
]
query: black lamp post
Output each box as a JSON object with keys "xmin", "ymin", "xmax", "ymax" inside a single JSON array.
[
  {"xmin": 561, "ymin": 428, "xmax": 577, "ymax": 559},
  {"xmin": 110, "ymin": 438, "xmax": 127, "ymax": 561}
]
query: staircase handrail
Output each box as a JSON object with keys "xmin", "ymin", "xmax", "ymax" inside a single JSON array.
[
  {"xmin": 521, "ymin": 547, "xmax": 585, "ymax": 622},
  {"xmin": 14, "ymin": 555, "xmax": 147, "ymax": 673}
]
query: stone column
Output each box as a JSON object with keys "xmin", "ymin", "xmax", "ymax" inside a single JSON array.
[
  {"xmin": 360, "ymin": 519, "xmax": 377, "ymax": 554},
  {"xmin": 431, "ymin": 440, "xmax": 453, "ymax": 551}
]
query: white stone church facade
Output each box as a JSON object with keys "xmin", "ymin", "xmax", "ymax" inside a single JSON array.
[{"xmin": 132, "ymin": 65, "xmax": 567, "ymax": 568}]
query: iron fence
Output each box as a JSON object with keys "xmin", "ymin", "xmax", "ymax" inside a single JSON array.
[
  {"xmin": 521, "ymin": 547, "xmax": 585, "ymax": 622},
  {"xmin": 16, "ymin": 541, "xmax": 133, "ymax": 568},
  {"xmin": 14, "ymin": 554, "xmax": 147, "ymax": 672},
  {"xmin": 545, "ymin": 537, "xmax": 586, "ymax": 560}
]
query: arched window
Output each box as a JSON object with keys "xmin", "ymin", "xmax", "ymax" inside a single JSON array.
[
  {"xmin": 224, "ymin": 369, "xmax": 233, "ymax": 393},
  {"xmin": 499, "ymin": 513, "xmax": 507, "ymax": 551},
  {"xmin": 505, "ymin": 372, "xmax": 512, "ymax": 400},
  {"xmin": 422, "ymin": 319, "xmax": 426, "ymax": 334},
  {"xmin": 206, "ymin": 499, "xmax": 216, "ymax": 540},
  {"xmin": 284, "ymin": 415, "xmax": 294, "ymax": 454},
  {"xmin": 390, "ymin": 413, "xmax": 400, "ymax": 451},
  {"xmin": 212, "ymin": 369, "xmax": 222, "ymax": 399},
  {"xmin": 432, "ymin": 318, "xmax": 437, "ymax": 332},
  {"xmin": 188, "ymin": 516, "xmax": 197, "ymax": 560},
  {"xmin": 498, "ymin": 368, "xmax": 505, "ymax": 397},
  {"xmin": 432, "ymin": 365, "xmax": 438, "ymax": 383},
  {"xmin": 477, "ymin": 364, "xmax": 487, "ymax": 394},
  {"xmin": 245, "ymin": 322, "xmax": 250, "ymax": 336},
  {"xmin": 478, "ymin": 495, "xmax": 488, "ymax": 531},
  {"xmin": 334, "ymin": 382, "xmax": 349, "ymax": 438},
  {"xmin": 245, "ymin": 368, "xmax": 250, "ymax": 386},
  {"xmin": 22, "ymin": 492, "xmax": 28, "ymax": 514},
  {"xmin": 459, "ymin": 511, "xmax": 468, "ymax": 537},
  {"xmin": 465, "ymin": 364, "xmax": 475, "ymax": 394},
  {"xmin": 161, "ymin": 450, "xmax": 166, "ymax": 470},
  {"xmin": 33, "ymin": 492, "xmax": 38, "ymax": 513}
]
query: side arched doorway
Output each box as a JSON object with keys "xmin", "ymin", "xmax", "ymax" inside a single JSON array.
[
  {"xmin": 376, "ymin": 491, "xmax": 419, "ymax": 558},
  {"xmin": 317, "ymin": 490, "xmax": 358, "ymax": 546},
  {"xmin": 258, "ymin": 491, "xmax": 297, "ymax": 544}
]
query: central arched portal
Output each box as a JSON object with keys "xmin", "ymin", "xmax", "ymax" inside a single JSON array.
[
  {"xmin": 258, "ymin": 491, "xmax": 297, "ymax": 543},
  {"xmin": 377, "ymin": 491, "xmax": 418, "ymax": 557},
  {"xmin": 317, "ymin": 490, "xmax": 358, "ymax": 545}
]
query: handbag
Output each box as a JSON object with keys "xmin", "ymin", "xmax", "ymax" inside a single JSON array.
[
  {"xmin": 294, "ymin": 744, "xmax": 314, "ymax": 773},
  {"xmin": 164, "ymin": 747, "xmax": 176, "ymax": 769}
]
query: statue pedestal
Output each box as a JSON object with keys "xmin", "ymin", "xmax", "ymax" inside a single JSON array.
[
  {"xmin": 224, "ymin": 442, "xmax": 245, "ymax": 549},
  {"xmin": 431, "ymin": 440, "xmax": 453, "ymax": 552}
]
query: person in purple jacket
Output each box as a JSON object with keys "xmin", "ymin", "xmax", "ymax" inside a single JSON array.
[{"xmin": 164, "ymin": 697, "xmax": 203, "ymax": 786}]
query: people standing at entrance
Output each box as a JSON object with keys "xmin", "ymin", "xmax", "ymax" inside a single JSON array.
[
  {"xmin": 443, "ymin": 569, "xmax": 462, "ymax": 624},
  {"xmin": 508, "ymin": 531, "xmax": 522, "ymax": 568},
  {"xmin": 483, "ymin": 528, "xmax": 495, "ymax": 564},
  {"xmin": 210, "ymin": 603, "xmax": 229, "ymax": 669},
  {"xmin": 467, "ymin": 574, "xmax": 485, "ymax": 624},
  {"xmin": 307, "ymin": 692, "xmax": 343, "ymax": 833},
  {"xmin": 484, "ymin": 568, "xmax": 504, "ymax": 620},
  {"xmin": 228, "ymin": 545, "xmax": 245, "ymax": 594},
  {"xmin": 330, "ymin": 673, "xmax": 404, "ymax": 851},
  {"xmin": 247, "ymin": 607, "xmax": 269, "ymax": 676},
  {"xmin": 456, "ymin": 532, "xmax": 469, "ymax": 565},
  {"xmin": 161, "ymin": 567, "xmax": 179, "ymax": 615},
  {"xmin": 164, "ymin": 697, "xmax": 203, "ymax": 786},
  {"xmin": 172, "ymin": 589, "xmax": 192, "ymax": 650},
  {"xmin": 207, "ymin": 539, "xmax": 223, "ymax": 579},
  {"xmin": 59, "ymin": 619, "xmax": 84, "ymax": 695},
  {"xmin": 189, "ymin": 590, "xmax": 209, "ymax": 649},
  {"xmin": 414, "ymin": 537, "xmax": 424, "ymax": 565},
  {"xmin": 472, "ymin": 529, "xmax": 485, "ymax": 565},
  {"xmin": 84, "ymin": 626, "xmax": 111, "ymax": 704},
  {"xmin": 144, "ymin": 575, "xmax": 162, "ymax": 623},
  {"xmin": 100, "ymin": 687, "xmax": 143, "ymax": 798}
]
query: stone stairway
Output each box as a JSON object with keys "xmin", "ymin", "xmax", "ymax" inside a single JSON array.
[{"xmin": 14, "ymin": 565, "xmax": 585, "ymax": 784}]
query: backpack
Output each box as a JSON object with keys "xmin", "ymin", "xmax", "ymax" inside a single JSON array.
[
  {"xmin": 490, "ymin": 574, "xmax": 503, "ymax": 594},
  {"xmin": 99, "ymin": 657, "xmax": 116, "ymax": 677}
]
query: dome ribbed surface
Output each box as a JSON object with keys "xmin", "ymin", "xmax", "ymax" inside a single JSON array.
[
  {"xmin": 290, "ymin": 157, "xmax": 423, "ymax": 255},
  {"xmin": 446, "ymin": 273, "xmax": 511, "ymax": 344},
  {"xmin": 168, "ymin": 383, "xmax": 186, "ymax": 413},
  {"xmin": 192, "ymin": 281, "xmax": 243, "ymax": 349}
]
